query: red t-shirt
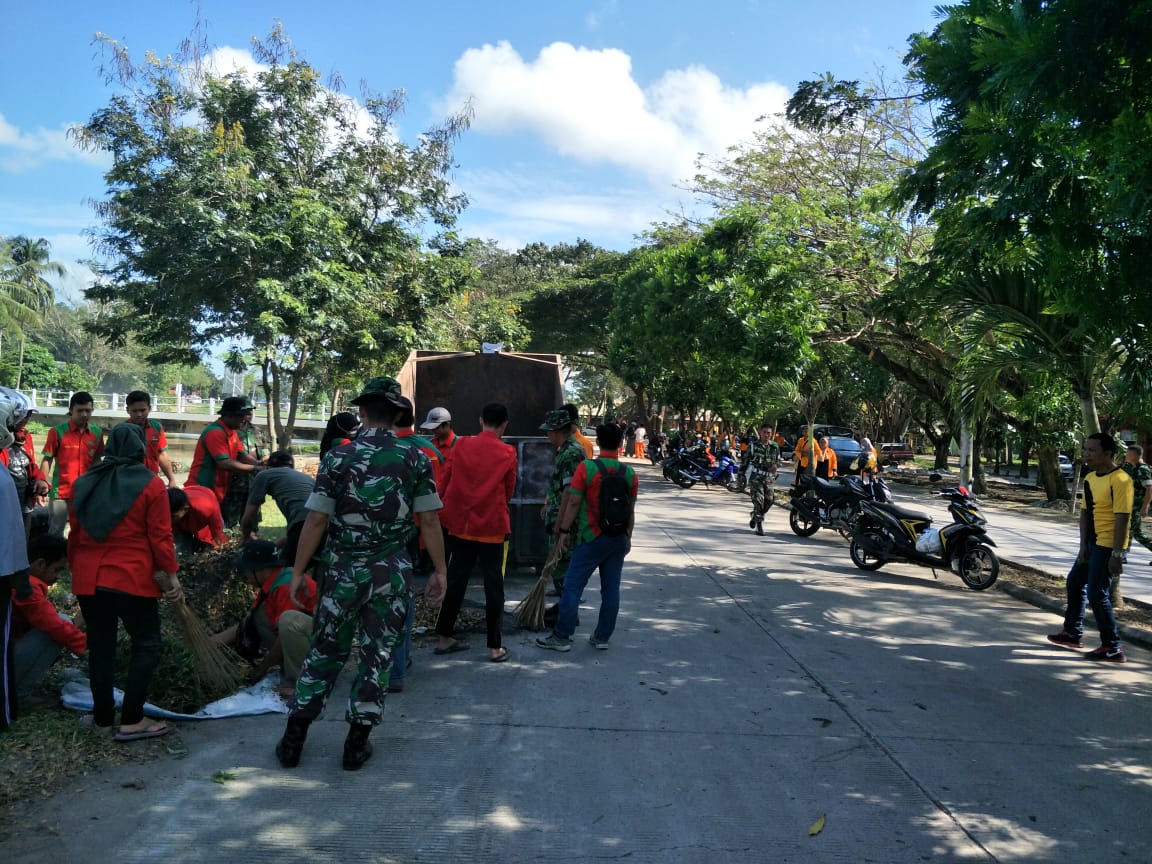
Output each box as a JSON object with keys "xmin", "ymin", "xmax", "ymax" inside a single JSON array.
[
  {"xmin": 68, "ymin": 477, "xmax": 179, "ymax": 597},
  {"xmin": 257, "ymin": 567, "xmax": 317, "ymax": 630},
  {"xmin": 11, "ymin": 575, "xmax": 87, "ymax": 655},
  {"xmin": 175, "ymin": 484, "xmax": 225, "ymax": 545},
  {"xmin": 42, "ymin": 422, "xmax": 104, "ymax": 499},
  {"xmin": 569, "ymin": 450, "xmax": 638, "ymax": 544},
  {"xmin": 186, "ymin": 421, "xmax": 242, "ymax": 502},
  {"xmin": 137, "ymin": 418, "xmax": 168, "ymax": 475}
]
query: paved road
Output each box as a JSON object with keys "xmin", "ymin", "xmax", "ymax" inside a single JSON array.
[{"xmin": 6, "ymin": 464, "xmax": 1150, "ymax": 863}]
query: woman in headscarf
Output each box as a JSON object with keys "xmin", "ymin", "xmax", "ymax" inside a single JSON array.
[
  {"xmin": 319, "ymin": 411, "xmax": 360, "ymax": 457},
  {"xmin": 69, "ymin": 423, "xmax": 182, "ymax": 741}
]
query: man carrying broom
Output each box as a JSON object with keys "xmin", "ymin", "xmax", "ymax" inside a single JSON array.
[
  {"xmin": 275, "ymin": 377, "xmax": 447, "ymax": 771},
  {"xmin": 540, "ymin": 408, "xmax": 586, "ymax": 596}
]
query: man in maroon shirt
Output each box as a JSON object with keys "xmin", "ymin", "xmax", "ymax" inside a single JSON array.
[
  {"xmin": 433, "ymin": 403, "xmax": 517, "ymax": 663},
  {"xmin": 40, "ymin": 391, "xmax": 104, "ymax": 535}
]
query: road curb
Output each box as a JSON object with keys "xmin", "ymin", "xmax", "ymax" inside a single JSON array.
[{"xmin": 997, "ymin": 562, "xmax": 1152, "ymax": 652}]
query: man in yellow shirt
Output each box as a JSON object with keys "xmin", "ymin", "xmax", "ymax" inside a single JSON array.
[{"xmin": 1047, "ymin": 432, "xmax": 1132, "ymax": 663}]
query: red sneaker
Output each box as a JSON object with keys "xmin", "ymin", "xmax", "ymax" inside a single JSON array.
[
  {"xmin": 1085, "ymin": 645, "xmax": 1127, "ymax": 663},
  {"xmin": 1046, "ymin": 630, "xmax": 1083, "ymax": 650}
]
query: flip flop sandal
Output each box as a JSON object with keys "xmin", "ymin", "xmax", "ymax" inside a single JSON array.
[
  {"xmin": 114, "ymin": 723, "xmax": 170, "ymax": 742},
  {"xmin": 489, "ymin": 649, "xmax": 510, "ymax": 663},
  {"xmin": 433, "ymin": 640, "xmax": 471, "ymax": 655}
]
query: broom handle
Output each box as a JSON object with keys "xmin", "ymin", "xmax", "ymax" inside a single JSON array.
[{"xmin": 153, "ymin": 570, "xmax": 185, "ymax": 602}]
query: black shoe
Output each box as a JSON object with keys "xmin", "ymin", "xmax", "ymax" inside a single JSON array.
[
  {"xmin": 275, "ymin": 716, "xmax": 311, "ymax": 768},
  {"xmin": 755, "ymin": 522, "xmax": 764, "ymax": 536},
  {"xmin": 343, "ymin": 723, "xmax": 374, "ymax": 771},
  {"xmin": 749, "ymin": 516, "xmax": 756, "ymax": 529}
]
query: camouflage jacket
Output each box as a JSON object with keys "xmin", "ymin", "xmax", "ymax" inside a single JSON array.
[
  {"xmin": 1122, "ymin": 461, "xmax": 1152, "ymax": 509},
  {"xmin": 305, "ymin": 426, "xmax": 441, "ymax": 560},
  {"xmin": 544, "ymin": 435, "xmax": 586, "ymax": 528},
  {"xmin": 742, "ymin": 438, "xmax": 780, "ymax": 474}
]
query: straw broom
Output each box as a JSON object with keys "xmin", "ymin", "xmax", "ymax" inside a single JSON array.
[
  {"xmin": 514, "ymin": 542, "xmax": 563, "ymax": 631},
  {"xmin": 156, "ymin": 572, "xmax": 245, "ymax": 692}
]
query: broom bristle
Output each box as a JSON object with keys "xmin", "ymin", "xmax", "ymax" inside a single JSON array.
[
  {"xmin": 176, "ymin": 603, "xmax": 245, "ymax": 691},
  {"xmin": 514, "ymin": 575, "xmax": 550, "ymax": 631}
]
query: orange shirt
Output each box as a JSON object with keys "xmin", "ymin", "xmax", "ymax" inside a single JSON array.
[
  {"xmin": 439, "ymin": 430, "xmax": 517, "ymax": 543},
  {"xmin": 42, "ymin": 421, "xmax": 104, "ymax": 499},
  {"xmin": 187, "ymin": 421, "xmax": 242, "ymax": 502}
]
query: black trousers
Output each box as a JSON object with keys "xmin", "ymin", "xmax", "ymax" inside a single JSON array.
[
  {"xmin": 78, "ymin": 590, "xmax": 162, "ymax": 727},
  {"xmin": 434, "ymin": 537, "xmax": 505, "ymax": 649},
  {"xmin": 0, "ymin": 576, "xmax": 14, "ymax": 730}
]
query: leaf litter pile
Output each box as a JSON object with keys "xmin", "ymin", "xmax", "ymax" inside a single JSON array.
[{"xmin": 0, "ymin": 540, "xmax": 253, "ymax": 807}]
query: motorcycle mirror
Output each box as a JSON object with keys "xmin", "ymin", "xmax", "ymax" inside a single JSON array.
[{"xmin": 928, "ymin": 472, "xmax": 942, "ymax": 483}]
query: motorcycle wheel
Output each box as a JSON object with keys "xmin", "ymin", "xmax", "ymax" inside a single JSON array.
[
  {"xmin": 672, "ymin": 473, "xmax": 697, "ymax": 489},
  {"xmin": 788, "ymin": 508, "xmax": 820, "ymax": 537},
  {"xmin": 725, "ymin": 474, "xmax": 744, "ymax": 493},
  {"xmin": 957, "ymin": 544, "xmax": 999, "ymax": 590},
  {"xmin": 849, "ymin": 529, "xmax": 886, "ymax": 571}
]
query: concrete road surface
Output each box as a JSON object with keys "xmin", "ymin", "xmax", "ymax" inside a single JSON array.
[{"xmin": 5, "ymin": 464, "xmax": 1150, "ymax": 863}]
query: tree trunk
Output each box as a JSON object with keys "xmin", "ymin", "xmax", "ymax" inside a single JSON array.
[
  {"xmin": 1078, "ymin": 392, "xmax": 1101, "ymax": 435},
  {"xmin": 970, "ymin": 418, "xmax": 987, "ymax": 495},
  {"xmin": 1018, "ymin": 439, "xmax": 1032, "ymax": 479},
  {"xmin": 1036, "ymin": 445, "xmax": 1070, "ymax": 501}
]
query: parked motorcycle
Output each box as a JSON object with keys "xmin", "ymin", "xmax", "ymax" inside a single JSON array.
[
  {"xmin": 847, "ymin": 485, "xmax": 999, "ymax": 590},
  {"xmin": 787, "ymin": 473, "xmax": 892, "ymax": 537},
  {"xmin": 662, "ymin": 443, "xmax": 739, "ymax": 490}
]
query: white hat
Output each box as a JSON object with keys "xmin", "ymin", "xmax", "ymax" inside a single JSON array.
[{"xmin": 419, "ymin": 407, "xmax": 452, "ymax": 430}]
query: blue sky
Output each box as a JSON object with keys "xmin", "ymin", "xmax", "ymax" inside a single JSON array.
[{"xmin": 1, "ymin": 0, "xmax": 942, "ymax": 300}]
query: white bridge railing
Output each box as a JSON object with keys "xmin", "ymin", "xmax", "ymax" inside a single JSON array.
[{"xmin": 18, "ymin": 389, "xmax": 331, "ymax": 423}]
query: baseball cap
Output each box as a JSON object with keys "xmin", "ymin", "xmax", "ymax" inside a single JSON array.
[
  {"xmin": 419, "ymin": 406, "xmax": 452, "ymax": 430},
  {"xmin": 538, "ymin": 408, "xmax": 572, "ymax": 431},
  {"xmin": 349, "ymin": 377, "xmax": 406, "ymax": 407},
  {"xmin": 220, "ymin": 396, "xmax": 251, "ymax": 416}
]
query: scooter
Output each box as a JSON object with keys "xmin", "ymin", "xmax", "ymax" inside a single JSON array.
[
  {"xmin": 847, "ymin": 485, "xmax": 1000, "ymax": 590},
  {"xmin": 788, "ymin": 472, "xmax": 891, "ymax": 537},
  {"xmin": 663, "ymin": 443, "xmax": 730, "ymax": 489}
]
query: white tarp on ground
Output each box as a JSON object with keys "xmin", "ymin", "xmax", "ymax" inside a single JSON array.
[{"xmin": 60, "ymin": 668, "xmax": 289, "ymax": 720}]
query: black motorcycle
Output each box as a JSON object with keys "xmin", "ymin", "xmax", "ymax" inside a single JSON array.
[
  {"xmin": 662, "ymin": 442, "xmax": 733, "ymax": 490},
  {"xmin": 788, "ymin": 473, "xmax": 891, "ymax": 537},
  {"xmin": 847, "ymin": 485, "xmax": 999, "ymax": 590}
]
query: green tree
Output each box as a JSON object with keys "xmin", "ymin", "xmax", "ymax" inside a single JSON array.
[
  {"xmin": 74, "ymin": 26, "xmax": 469, "ymax": 447},
  {"xmin": 0, "ymin": 236, "xmax": 61, "ymax": 383}
]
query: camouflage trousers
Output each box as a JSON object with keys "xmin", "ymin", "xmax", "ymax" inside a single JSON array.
[
  {"xmin": 290, "ymin": 552, "xmax": 412, "ymax": 726},
  {"xmin": 547, "ymin": 533, "xmax": 572, "ymax": 595},
  {"xmin": 1132, "ymin": 509, "xmax": 1152, "ymax": 553},
  {"xmin": 749, "ymin": 473, "xmax": 777, "ymax": 524}
]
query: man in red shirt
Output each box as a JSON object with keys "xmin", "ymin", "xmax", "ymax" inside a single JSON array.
[
  {"xmin": 185, "ymin": 396, "xmax": 263, "ymax": 524},
  {"xmin": 125, "ymin": 390, "xmax": 178, "ymax": 487},
  {"xmin": 2, "ymin": 408, "xmax": 49, "ymax": 537},
  {"xmin": 537, "ymin": 422, "xmax": 638, "ymax": 652},
  {"xmin": 213, "ymin": 540, "xmax": 317, "ymax": 696},
  {"xmin": 433, "ymin": 402, "xmax": 517, "ymax": 663},
  {"xmin": 419, "ymin": 406, "xmax": 457, "ymax": 464},
  {"xmin": 40, "ymin": 391, "xmax": 104, "ymax": 535},
  {"xmin": 169, "ymin": 486, "xmax": 226, "ymax": 552},
  {"xmin": 11, "ymin": 534, "xmax": 86, "ymax": 701}
]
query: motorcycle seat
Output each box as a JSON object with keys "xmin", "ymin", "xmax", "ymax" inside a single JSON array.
[
  {"xmin": 812, "ymin": 477, "xmax": 844, "ymax": 495},
  {"xmin": 868, "ymin": 500, "xmax": 933, "ymax": 524}
]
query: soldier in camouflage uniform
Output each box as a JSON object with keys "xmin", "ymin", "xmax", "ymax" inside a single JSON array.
[
  {"xmin": 275, "ymin": 377, "xmax": 447, "ymax": 771},
  {"xmin": 1123, "ymin": 444, "xmax": 1152, "ymax": 559},
  {"xmin": 540, "ymin": 408, "xmax": 586, "ymax": 594},
  {"xmin": 743, "ymin": 424, "xmax": 780, "ymax": 536}
]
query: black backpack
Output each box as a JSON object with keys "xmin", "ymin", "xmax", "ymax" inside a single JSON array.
[{"xmin": 594, "ymin": 459, "xmax": 632, "ymax": 536}]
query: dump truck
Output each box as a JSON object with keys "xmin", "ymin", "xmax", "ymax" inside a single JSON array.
[{"xmin": 396, "ymin": 350, "xmax": 565, "ymax": 571}]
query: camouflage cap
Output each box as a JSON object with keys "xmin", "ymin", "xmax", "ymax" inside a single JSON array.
[
  {"xmin": 349, "ymin": 376, "xmax": 406, "ymax": 407},
  {"xmin": 539, "ymin": 408, "xmax": 573, "ymax": 431}
]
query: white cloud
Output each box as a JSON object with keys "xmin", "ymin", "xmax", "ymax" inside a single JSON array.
[
  {"xmin": 443, "ymin": 41, "xmax": 789, "ymax": 186},
  {"xmin": 0, "ymin": 114, "xmax": 110, "ymax": 174},
  {"xmin": 455, "ymin": 168, "xmax": 689, "ymax": 250}
]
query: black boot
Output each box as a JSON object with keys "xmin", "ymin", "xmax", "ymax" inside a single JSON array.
[
  {"xmin": 755, "ymin": 519, "xmax": 764, "ymax": 536},
  {"xmin": 342, "ymin": 722, "xmax": 374, "ymax": 771},
  {"xmin": 276, "ymin": 716, "xmax": 311, "ymax": 768}
]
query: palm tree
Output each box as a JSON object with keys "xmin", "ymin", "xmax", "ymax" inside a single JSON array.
[{"xmin": 0, "ymin": 236, "xmax": 62, "ymax": 386}]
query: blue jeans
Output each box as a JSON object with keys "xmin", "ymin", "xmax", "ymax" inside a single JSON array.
[
  {"xmin": 1063, "ymin": 544, "xmax": 1121, "ymax": 649},
  {"xmin": 554, "ymin": 533, "xmax": 629, "ymax": 641},
  {"xmin": 389, "ymin": 596, "xmax": 415, "ymax": 684}
]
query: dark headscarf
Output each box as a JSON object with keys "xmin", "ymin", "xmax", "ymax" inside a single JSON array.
[
  {"xmin": 320, "ymin": 411, "xmax": 360, "ymax": 457},
  {"xmin": 72, "ymin": 423, "xmax": 155, "ymax": 541}
]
